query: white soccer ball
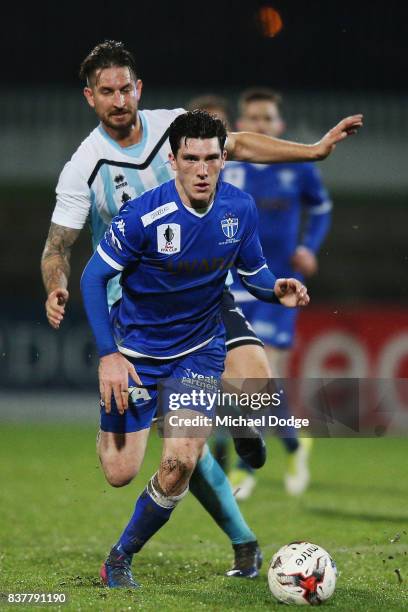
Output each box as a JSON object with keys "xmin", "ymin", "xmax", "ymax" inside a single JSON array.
[{"xmin": 268, "ymin": 541, "xmax": 337, "ymax": 605}]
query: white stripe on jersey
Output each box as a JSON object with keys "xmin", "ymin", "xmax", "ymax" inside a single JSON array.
[
  {"xmin": 97, "ymin": 245, "xmax": 124, "ymax": 271},
  {"xmin": 118, "ymin": 335, "xmax": 214, "ymax": 360}
]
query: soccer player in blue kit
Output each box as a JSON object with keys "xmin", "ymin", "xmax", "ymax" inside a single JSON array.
[
  {"xmin": 80, "ymin": 111, "xmax": 310, "ymax": 587},
  {"xmin": 41, "ymin": 42, "xmax": 362, "ymax": 586},
  {"xmin": 225, "ymin": 89, "xmax": 332, "ymax": 497}
]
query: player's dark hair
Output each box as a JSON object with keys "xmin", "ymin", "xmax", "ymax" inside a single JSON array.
[
  {"xmin": 79, "ymin": 40, "xmax": 138, "ymax": 86},
  {"xmin": 169, "ymin": 110, "xmax": 227, "ymax": 156},
  {"xmin": 238, "ymin": 87, "xmax": 282, "ymax": 115}
]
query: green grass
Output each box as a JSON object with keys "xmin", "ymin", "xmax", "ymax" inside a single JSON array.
[{"xmin": 1, "ymin": 425, "xmax": 408, "ymax": 610}]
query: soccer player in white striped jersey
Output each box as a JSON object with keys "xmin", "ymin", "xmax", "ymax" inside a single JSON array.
[{"xmin": 41, "ymin": 41, "xmax": 362, "ymax": 578}]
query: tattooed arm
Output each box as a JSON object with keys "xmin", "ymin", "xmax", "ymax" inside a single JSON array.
[{"xmin": 41, "ymin": 223, "xmax": 81, "ymax": 329}]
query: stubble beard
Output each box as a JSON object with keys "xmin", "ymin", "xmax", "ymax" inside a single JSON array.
[{"xmin": 103, "ymin": 108, "xmax": 137, "ymax": 137}]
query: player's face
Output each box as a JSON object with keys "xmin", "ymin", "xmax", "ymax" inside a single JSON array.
[
  {"xmin": 83, "ymin": 66, "xmax": 142, "ymax": 133},
  {"xmin": 237, "ymin": 101, "xmax": 285, "ymax": 137},
  {"xmin": 169, "ymin": 138, "xmax": 227, "ymax": 208}
]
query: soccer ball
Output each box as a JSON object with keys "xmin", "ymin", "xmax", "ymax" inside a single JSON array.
[{"xmin": 268, "ymin": 541, "xmax": 337, "ymax": 605}]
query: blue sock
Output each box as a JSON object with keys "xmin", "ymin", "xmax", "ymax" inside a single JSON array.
[
  {"xmin": 189, "ymin": 447, "xmax": 256, "ymax": 545},
  {"xmin": 118, "ymin": 474, "xmax": 188, "ymax": 555}
]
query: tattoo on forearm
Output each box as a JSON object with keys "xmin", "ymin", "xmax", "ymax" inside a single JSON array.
[{"xmin": 41, "ymin": 223, "xmax": 80, "ymax": 294}]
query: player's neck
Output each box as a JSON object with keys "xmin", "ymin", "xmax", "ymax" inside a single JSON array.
[
  {"xmin": 175, "ymin": 178, "xmax": 215, "ymax": 215},
  {"xmin": 101, "ymin": 113, "xmax": 142, "ymax": 148}
]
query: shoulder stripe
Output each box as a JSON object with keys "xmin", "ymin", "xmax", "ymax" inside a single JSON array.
[
  {"xmin": 97, "ymin": 245, "xmax": 124, "ymax": 271},
  {"xmin": 141, "ymin": 202, "xmax": 178, "ymax": 227},
  {"xmin": 87, "ymin": 128, "xmax": 170, "ymax": 188}
]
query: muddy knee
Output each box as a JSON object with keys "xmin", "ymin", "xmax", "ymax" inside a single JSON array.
[{"xmin": 159, "ymin": 455, "xmax": 196, "ymax": 496}]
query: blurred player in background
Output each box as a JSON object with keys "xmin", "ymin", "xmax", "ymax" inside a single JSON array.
[
  {"xmin": 225, "ymin": 88, "xmax": 332, "ymax": 498},
  {"xmin": 187, "ymin": 94, "xmax": 231, "ymax": 129},
  {"xmin": 186, "ymin": 94, "xmax": 272, "ymax": 478},
  {"xmin": 189, "ymin": 91, "xmax": 332, "ymax": 499},
  {"xmin": 41, "ymin": 41, "xmax": 360, "ymax": 573},
  {"xmin": 187, "ymin": 94, "xmax": 275, "ymax": 478}
]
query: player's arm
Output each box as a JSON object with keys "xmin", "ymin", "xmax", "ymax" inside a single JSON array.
[
  {"xmin": 292, "ymin": 166, "xmax": 333, "ymax": 276},
  {"xmin": 81, "ymin": 249, "xmax": 141, "ymax": 415},
  {"xmin": 41, "ymin": 223, "xmax": 81, "ymax": 329},
  {"xmin": 238, "ymin": 266, "xmax": 309, "ymax": 308},
  {"xmin": 235, "ymin": 196, "xmax": 309, "ymax": 307},
  {"xmin": 226, "ymin": 114, "xmax": 363, "ymax": 163},
  {"xmin": 81, "ymin": 210, "xmax": 143, "ymax": 413},
  {"xmin": 42, "ymin": 157, "xmax": 93, "ymax": 328}
]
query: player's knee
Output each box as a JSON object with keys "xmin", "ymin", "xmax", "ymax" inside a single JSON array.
[
  {"xmin": 159, "ymin": 455, "xmax": 197, "ymax": 494},
  {"xmin": 225, "ymin": 345, "xmax": 272, "ymax": 379},
  {"xmin": 162, "ymin": 454, "xmax": 197, "ymax": 476},
  {"xmin": 101, "ymin": 459, "xmax": 138, "ymax": 488},
  {"xmin": 107, "ymin": 473, "xmax": 133, "ymax": 487}
]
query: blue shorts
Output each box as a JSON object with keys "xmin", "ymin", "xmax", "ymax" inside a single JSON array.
[
  {"xmin": 239, "ymin": 300, "xmax": 299, "ymax": 349},
  {"xmin": 100, "ymin": 326, "xmax": 226, "ymax": 434}
]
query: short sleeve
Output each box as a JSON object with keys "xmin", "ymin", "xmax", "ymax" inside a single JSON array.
[
  {"xmin": 97, "ymin": 206, "xmax": 145, "ymax": 271},
  {"xmin": 51, "ymin": 160, "xmax": 92, "ymax": 229}
]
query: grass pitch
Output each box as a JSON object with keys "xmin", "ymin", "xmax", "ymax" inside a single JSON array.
[{"xmin": 1, "ymin": 424, "xmax": 407, "ymax": 611}]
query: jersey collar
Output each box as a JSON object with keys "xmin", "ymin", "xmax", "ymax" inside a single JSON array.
[{"xmin": 97, "ymin": 112, "xmax": 149, "ymax": 158}]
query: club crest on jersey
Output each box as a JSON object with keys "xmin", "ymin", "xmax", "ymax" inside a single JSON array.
[
  {"xmin": 157, "ymin": 223, "xmax": 181, "ymax": 254},
  {"xmin": 221, "ymin": 216, "xmax": 239, "ymax": 238}
]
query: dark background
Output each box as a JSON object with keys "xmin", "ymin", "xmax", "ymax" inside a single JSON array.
[
  {"xmin": 4, "ymin": 0, "xmax": 407, "ymax": 91},
  {"xmin": 1, "ymin": 0, "xmax": 407, "ymax": 388}
]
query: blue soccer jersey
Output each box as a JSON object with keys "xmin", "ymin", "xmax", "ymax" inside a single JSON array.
[
  {"xmin": 93, "ymin": 179, "xmax": 267, "ymax": 359},
  {"xmin": 223, "ymin": 162, "xmax": 331, "ymax": 276},
  {"xmin": 223, "ymin": 161, "xmax": 331, "ymax": 348}
]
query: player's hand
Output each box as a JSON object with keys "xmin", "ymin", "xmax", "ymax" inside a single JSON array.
[
  {"xmin": 291, "ymin": 246, "xmax": 318, "ymax": 277},
  {"xmin": 99, "ymin": 352, "xmax": 142, "ymax": 415},
  {"xmin": 274, "ymin": 278, "xmax": 310, "ymax": 308},
  {"xmin": 313, "ymin": 114, "xmax": 363, "ymax": 160},
  {"xmin": 45, "ymin": 288, "xmax": 69, "ymax": 329}
]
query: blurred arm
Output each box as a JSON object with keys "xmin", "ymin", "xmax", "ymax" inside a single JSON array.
[
  {"xmin": 292, "ymin": 165, "xmax": 333, "ymax": 276},
  {"xmin": 226, "ymin": 115, "xmax": 363, "ymax": 163},
  {"xmin": 301, "ymin": 207, "xmax": 332, "ymax": 254}
]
